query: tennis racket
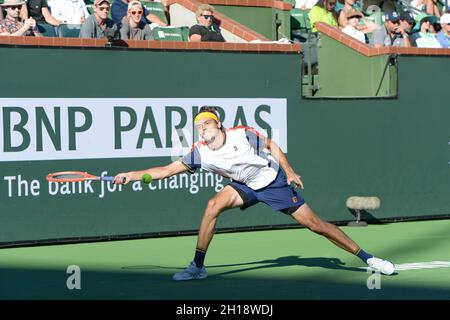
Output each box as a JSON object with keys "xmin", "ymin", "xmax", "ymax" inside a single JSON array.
[{"xmin": 46, "ymin": 171, "xmax": 121, "ymax": 183}]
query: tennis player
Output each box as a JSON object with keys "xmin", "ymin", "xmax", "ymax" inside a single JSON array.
[{"xmin": 113, "ymin": 106, "xmax": 395, "ymax": 280}]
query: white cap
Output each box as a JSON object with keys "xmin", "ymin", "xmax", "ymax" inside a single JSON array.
[{"xmin": 440, "ymin": 13, "xmax": 450, "ymax": 25}]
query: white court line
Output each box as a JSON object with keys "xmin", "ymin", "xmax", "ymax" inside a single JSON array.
[{"xmin": 360, "ymin": 261, "xmax": 450, "ymax": 271}]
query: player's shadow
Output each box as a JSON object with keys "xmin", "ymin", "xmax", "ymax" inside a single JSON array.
[
  {"xmin": 122, "ymin": 256, "xmax": 367, "ymax": 276},
  {"xmin": 206, "ymin": 255, "xmax": 366, "ymax": 278}
]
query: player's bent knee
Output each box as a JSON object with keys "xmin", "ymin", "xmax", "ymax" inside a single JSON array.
[
  {"xmin": 204, "ymin": 199, "xmax": 223, "ymax": 218},
  {"xmin": 305, "ymin": 220, "xmax": 325, "ymax": 234}
]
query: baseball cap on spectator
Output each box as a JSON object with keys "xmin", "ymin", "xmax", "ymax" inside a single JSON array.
[
  {"xmin": 400, "ymin": 11, "xmax": 415, "ymax": 25},
  {"xmin": 440, "ymin": 13, "xmax": 450, "ymax": 25},
  {"xmin": 385, "ymin": 11, "xmax": 400, "ymax": 23},
  {"xmin": 413, "ymin": 12, "xmax": 438, "ymax": 32},
  {"xmin": 346, "ymin": 9, "xmax": 363, "ymax": 19},
  {"xmin": 94, "ymin": 0, "xmax": 110, "ymax": 5},
  {"xmin": 128, "ymin": 0, "xmax": 142, "ymax": 9},
  {"xmin": 0, "ymin": 0, "xmax": 26, "ymax": 6}
]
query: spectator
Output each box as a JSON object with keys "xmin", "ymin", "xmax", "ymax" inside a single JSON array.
[
  {"xmin": 1, "ymin": 1, "xmax": 27, "ymax": 20},
  {"xmin": 112, "ymin": 0, "xmax": 167, "ymax": 27},
  {"xmin": 338, "ymin": 0, "xmax": 360, "ymax": 28},
  {"xmin": 0, "ymin": 0, "xmax": 41, "ymax": 36},
  {"xmin": 189, "ymin": 4, "xmax": 225, "ymax": 42},
  {"xmin": 79, "ymin": 0, "xmax": 118, "ymax": 39},
  {"xmin": 410, "ymin": 0, "xmax": 440, "ymax": 19},
  {"xmin": 436, "ymin": 13, "xmax": 450, "ymax": 48},
  {"xmin": 400, "ymin": 10, "xmax": 416, "ymax": 35},
  {"xmin": 341, "ymin": 9, "xmax": 366, "ymax": 43},
  {"xmin": 411, "ymin": 13, "xmax": 441, "ymax": 47},
  {"xmin": 338, "ymin": 0, "xmax": 378, "ymax": 33},
  {"xmin": 371, "ymin": 11, "xmax": 412, "ymax": 47},
  {"xmin": 25, "ymin": 0, "xmax": 62, "ymax": 26},
  {"xmin": 47, "ymin": 0, "xmax": 90, "ymax": 25},
  {"xmin": 120, "ymin": 0, "xmax": 153, "ymax": 40},
  {"xmin": 308, "ymin": 0, "xmax": 338, "ymax": 33},
  {"xmin": 294, "ymin": 0, "xmax": 319, "ymax": 9}
]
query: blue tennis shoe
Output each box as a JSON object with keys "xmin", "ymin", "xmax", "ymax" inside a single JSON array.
[{"xmin": 173, "ymin": 261, "xmax": 208, "ymax": 281}]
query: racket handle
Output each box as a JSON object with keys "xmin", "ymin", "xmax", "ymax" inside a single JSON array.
[{"xmin": 101, "ymin": 176, "xmax": 127, "ymax": 184}]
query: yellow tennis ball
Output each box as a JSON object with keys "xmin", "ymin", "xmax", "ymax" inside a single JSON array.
[{"xmin": 142, "ymin": 173, "xmax": 152, "ymax": 184}]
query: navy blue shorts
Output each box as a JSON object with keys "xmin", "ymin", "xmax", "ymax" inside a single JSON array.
[{"xmin": 229, "ymin": 170, "xmax": 305, "ymax": 215}]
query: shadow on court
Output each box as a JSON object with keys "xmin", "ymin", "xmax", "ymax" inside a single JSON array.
[
  {"xmin": 3, "ymin": 255, "xmax": 449, "ymax": 299},
  {"xmin": 206, "ymin": 255, "xmax": 366, "ymax": 277},
  {"xmin": 122, "ymin": 255, "xmax": 365, "ymax": 274}
]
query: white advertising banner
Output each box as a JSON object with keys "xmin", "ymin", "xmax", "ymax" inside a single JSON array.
[{"xmin": 0, "ymin": 98, "xmax": 287, "ymax": 162}]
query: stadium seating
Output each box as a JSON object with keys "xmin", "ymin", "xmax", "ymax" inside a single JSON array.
[
  {"xmin": 142, "ymin": 1, "xmax": 168, "ymax": 25},
  {"xmin": 56, "ymin": 24, "xmax": 82, "ymax": 38},
  {"xmin": 290, "ymin": 8, "xmax": 311, "ymax": 31},
  {"xmin": 152, "ymin": 26, "xmax": 189, "ymax": 41},
  {"xmin": 37, "ymin": 23, "xmax": 58, "ymax": 37}
]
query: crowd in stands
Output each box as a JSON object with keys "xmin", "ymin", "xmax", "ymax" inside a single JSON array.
[
  {"xmin": 0, "ymin": 0, "xmax": 448, "ymax": 48},
  {"xmin": 288, "ymin": 0, "xmax": 450, "ymax": 48},
  {"xmin": 0, "ymin": 0, "xmax": 226, "ymax": 42}
]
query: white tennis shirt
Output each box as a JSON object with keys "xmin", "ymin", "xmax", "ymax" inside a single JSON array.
[{"xmin": 181, "ymin": 126, "xmax": 279, "ymax": 190}]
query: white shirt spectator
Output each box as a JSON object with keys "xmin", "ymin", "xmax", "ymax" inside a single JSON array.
[
  {"xmin": 415, "ymin": 32, "xmax": 442, "ymax": 48},
  {"xmin": 295, "ymin": 0, "xmax": 319, "ymax": 9},
  {"xmin": 48, "ymin": 0, "xmax": 90, "ymax": 24},
  {"xmin": 342, "ymin": 24, "xmax": 366, "ymax": 43}
]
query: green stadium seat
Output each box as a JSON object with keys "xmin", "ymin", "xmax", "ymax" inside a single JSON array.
[
  {"xmin": 142, "ymin": 1, "xmax": 168, "ymax": 25},
  {"xmin": 365, "ymin": 10, "xmax": 384, "ymax": 29},
  {"xmin": 436, "ymin": 0, "xmax": 448, "ymax": 12},
  {"xmin": 152, "ymin": 26, "xmax": 189, "ymax": 41},
  {"xmin": 57, "ymin": 24, "xmax": 82, "ymax": 38},
  {"xmin": 37, "ymin": 23, "xmax": 57, "ymax": 37},
  {"xmin": 181, "ymin": 26, "xmax": 190, "ymax": 42},
  {"xmin": 290, "ymin": 8, "xmax": 311, "ymax": 31}
]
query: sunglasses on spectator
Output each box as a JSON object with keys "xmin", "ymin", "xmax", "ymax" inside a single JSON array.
[
  {"xmin": 130, "ymin": 10, "xmax": 143, "ymax": 15},
  {"xmin": 7, "ymin": 6, "xmax": 21, "ymax": 10},
  {"xmin": 98, "ymin": 6, "xmax": 110, "ymax": 12},
  {"xmin": 202, "ymin": 15, "xmax": 214, "ymax": 20},
  {"xmin": 328, "ymin": 1, "xmax": 336, "ymax": 5}
]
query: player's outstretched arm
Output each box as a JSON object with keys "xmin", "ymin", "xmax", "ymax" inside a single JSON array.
[
  {"xmin": 265, "ymin": 137, "xmax": 304, "ymax": 189},
  {"xmin": 113, "ymin": 160, "xmax": 188, "ymax": 184}
]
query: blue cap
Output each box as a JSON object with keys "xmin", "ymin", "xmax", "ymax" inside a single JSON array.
[
  {"xmin": 400, "ymin": 11, "xmax": 415, "ymax": 25},
  {"xmin": 385, "ymin": 11, "xmax": 400, "ymax": 22}
]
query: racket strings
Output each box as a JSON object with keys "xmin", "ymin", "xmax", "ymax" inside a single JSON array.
[{"xmin": 50, "ymin": 173, "xmax": 86, "ymax": 179}]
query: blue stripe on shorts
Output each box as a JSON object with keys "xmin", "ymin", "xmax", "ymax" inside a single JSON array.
[{"xmin": 229, "ymin": 170, "xmax": 305, "ymax": 215}]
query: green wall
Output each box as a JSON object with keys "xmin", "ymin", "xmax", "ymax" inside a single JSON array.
[
  {"xmin": 214, "ymin": 5, "xmax": 291, "ymax": 40},
  {"xmin": 294, "ymin": 56, "xmax": 450, "ymax": 222},
  {"xmin": 0, "ymin": 47, "xmax": 301, "ymax": 245},
  {"xmin": 1, "ymin": 45, "xmax": 450, "ymax": 246},
  {"xmin": 311, "ymin": 34, "xmax": 397, "ymax": 97}
]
